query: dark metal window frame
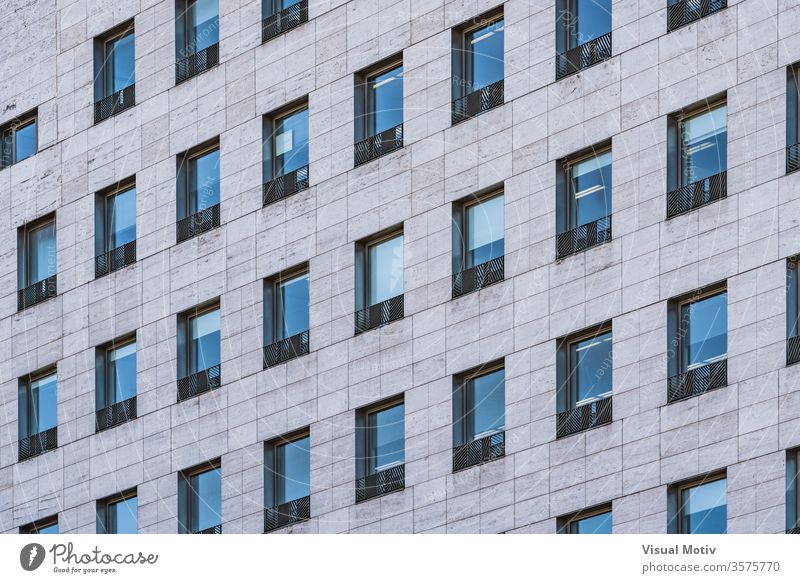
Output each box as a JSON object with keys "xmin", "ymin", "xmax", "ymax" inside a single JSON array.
[
  {"xmin": 353, "ymin": 55, "xmax": 404, "ymax": 166},
  {"xmin": 95, "ymin": 334, "xmax": 137, "ymax": 432},
  {"xmin": 19, "ymin": 515, "xmax": 58, "ymax": 534},
  {"xmin": 264, "ymin": 428, "xmax": 311, "ymax": 531},
  {"xmin": 93, "ymin": 21, "xmax": 136, "ymax": 123},
  {"xmin": 0, "ymin": 109, "xmax": 38, "ymax": 169},
  {"xmin": 554, "ymin": 0, "xmax": 613, "ymax": 79},
  {"xmin": 667, "ymin": 470, "xmax": 727, "ymax": 534},
  {"xmin": 95, "ymin": 178, "xmax": 137, "ymax": 277},
  {"xmin": 354, "ymin": 226, "xmax": 405, "ymax": 334},
  {"xmin": 787, "ymin": 448, "xmax": 800, "ymax": 533},
  {"xmin": 177, "ymin": 300, "xmax": 222, "ymax": 400},
  {"xmin": 178, "ymin": 459, "xmax": 222, "ymax": 534},
  {"xmin": 176, "ymin": 139, "xmax": 221, "ymax": 242},
  {"xmin": 672, "ymin": 283, "xmax": 727, "ymax": 375},
  {"xmin": 557, "ymin": 502, "xmax": 613, "ymax": 534},
  {"xmin": 788, "ymin": 257, "xmax": 800, "ymax": 366},
  {"xmin": 174, "ymin": 0, "xmax": 220, "ymax": 84},
  {"xmin": 561, "ymin": 323, "xmax": 613, "ymax": 410},
  {"xmin": 452, "ymin": 187, "xmax": 505, "ymax": 297},
  {"xmin": 452, "ymin": 361, "xmax": 505, "ymax": 471},
  {"xmin": 788, "ymin": 64, "xmax": 800, "ymax": 175},
  {"xmin": 97, "ymin": 489, "xmax": 137, "ymax": 534},
  {"xmin": 355, "ymin": 395, "xmax": 405, "ymax": 502},
  {"xmin": 263, "ymin": 265, "xmax": 311, "ymax": 367},
  {"xmin": 262, "ymin": 100, "xmax": 310, "ymax": 205},
  {"xmin": 18, "ymin": 366, "xmax": 58, "ymax": 445},
  {"xmin": 18, "ymin": 212, "xmax": 56, "ymax": 288}
]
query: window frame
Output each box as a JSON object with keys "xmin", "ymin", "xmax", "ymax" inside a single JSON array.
[
  {"xmin": 1, "ymin": 110, "xmax": 38, "ymax": 167},
  {"xmin": 97, "ymin": 179, "xmax": 136, "ymax": 255},
  {"xmin": 100, "ymin": 25, "xmax": 135, "ymax": 98},
  {"xmin": 355, "ymin": 58, "xmax": 404, "ymax": 141},
  {"xmin": 460, "ymin": 12, "xmax": 504, "ymax": 95},
  {"xmin": 19, "ymin": 368, "xmax": 57, "ymax": 440},
  {"xmin": 20, "ymin": 515, "xmax": 58, "ymax": 534},
  {"xmin": 453, "ymin": 361, "xmax": 505, "ymax": 447},
  {"xmin": 362, "ymin": 228, "xmax": 404, "ymax": 310},
  {"xmin": 358, "ymin": 396, "xmax": 405, "ymax": 478},
  {"xmin": 674, "ymin": 98, "xmax": 727, "ymax": 188},
  {"xmin": 788, "ymin": 257, "xmax": 799, "ymax": 339},
  {"xmin": 460, "ymin": 189, "xmax": 504, "ymax": 271},
  {"xmin": 18, "ymin": 214, "xmax": 56, "ymax": 289},
  {"xmin": 178, "ymin": 459, "xmax": 222, "ymax": 534},
  {"xmin": 788, "ymin": 449, "xmax": 799, "ymax": 531},
  {"xmin": 672, "ymin": 471, "xmax": 728, "ymax": 535},
  {"xmin": 271, "ymin": 103, "xmax": 309, "ymax": 179},
  {"xmin": 788, "ymin": 65, "xmax": 800, "ymax": 149},
  {"xmin": 97, "ymin": 335, "xmax": 137, "ymax": 410},
  {"xmin": 183, "ymin": 303, "xmax": 221, "ymax": 376},
  {"xmin": 563, "ymin": 144, "xmax": 612, "ymax": 231},
  {"xmin": 264, "ymin": 428, "xmax": 311, "ymax": 508},
  {"xmin": 559, "ymin": 503, "xmax": 613, "ymax": 534},
  {"xmin": 181, "ymin": 0, "xmax": 219, "ymax": 56},
  {"xmin": 269, "ymin": 266, "xmax": 309, "ymax": 343},
  {"xmin": 565, "ymin": 325, "xmax": 613, "ymax": 410},
  {"xmin": 675, "ymin": 286, "xmax": 727, "ymax": 374},
  {"xmin": 177, "ymin": 140, "xmax": 220, "ymax": 220},
  {"xmin": 97, "ymin": 489, "xmax": 138, "ymax": 534}
]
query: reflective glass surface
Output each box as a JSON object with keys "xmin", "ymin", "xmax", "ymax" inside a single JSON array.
[
  {"xmin": 569, "ymin": 331, "xmax": 612, "ymax": 407},
  {"xmin": 107, "ymin": 342, "xmax": 137, "ymax": 404},
  {"xmin": 276, "ymin": 273, "xmax": 309, "ymax": 340},
  {"xmin": 14, "ymin": 120, "xmax": 37, "ymax": 163},
  {"xmin": 107, "ymin": 496, "xmax": 138, "ymax": 534},
  {"xmin": 570, "ymin": 150, "xmax": 611, "ymax": 228},
  {"xmin": 568, "ymin": 0, "xmax": 612, "ymax": 47},
  {"xmin": 367, "ymin": 65, "xmax": 403, "ymax": 136},
  {"xmin": 189, "ymin": 309, "xmax": 220, "ymax": 373},
  {"xmin": 466, "ymin": 195, "xmax": 504, "ymax": 267},
  {"xmin": 467, "ymin": 368, "xmax": 505, "ymax": 440},
  {"xmin": 189, "ymin": 149, "xmax": 220, "ymax": 212},
  {"xmin": 275, "ymin": 435, "xmax": 310, "ymax": 504},
  {"xmin": 26, "ymin": 221, "xmax": 56, "ymax": 285},
  {"xmin": 190, "ymin": 468, "xmax": 221, "ymax": 532},
  {"xmin": 106, "ymin": 187, "xmax": 136, "ymax": 249},
  {"xmin": 274, "ymin": 108, "xmax": 309, "ymax": 176},
  {"xmin": 464, "ymin": 19, "xmax": 504, "ymax": 92},
  {"xmin": 367, "ymin": 234, "xmax": 403, "ymax": 306},
  {"xmin": 681, "ymin": 292, "xmax": 727, "ymax": 371},
  {"xmin": 33, "ymin": 522, "xmax": 59, "ymax": 534},
  {"xmin": 105, "ymin": 32, "xmax": 135, "ymax": 95},
  {"xmin": 572, "ymin": 510, "xmax": 612, "ymax": 534},
  {"xmin": 28, "ymin": 373, "xmax": 57, "ymax": 435},
  {"xmin": 367, "ymin": 403, "xmax": 404, "ymax": 473},
  {"xmin": 681, "ymin": 478, "xmax": 727, "ymax": 534},
  {"xmin": 187, "ymin": 0, "xmax": 218, "ymax": 52},
  {"xmin": 681, "ymin": 105, "xmax": 727, "ymax": 185}
]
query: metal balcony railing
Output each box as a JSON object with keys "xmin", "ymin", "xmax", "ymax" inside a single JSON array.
[
  {"xmin": 354, "ymin": 124, "xmax": 404, "ymax": 166},
  {"xmin": 556, "ymin": 396, "xmax": 613, "ymax": 439},
  {"xmin": 452, "ymin": 79, "xmax": 504, "ymax": 124},
  {"xmin": 667, "ymin": 359, "xmax": 727, "ymax": 403},
  {"xmin": 95, "ymin": 397, "xmax": 137, "ymax": 432},
  {"xmin": 452, "ymin": 255, "xmax": 504, "ymax": 298},
  {"xmin": 787, "ymin": 526, "xmax": 800, "ymax": 534},
  {"xmin": 263, "ymin": 165, "xmax": 309, "ymax": 206},
  {"xmin": 176, "ymin": 203, "xmax": 221, "ymax": 243},
  {"xmin": 175, "ymin": 43, "xmax": 219, "ymax": 84},
  {"xmin": 667, "ymin": 0, "xmax": 727, "ymax": 32},
  {"xmin": 263, "ymin": 330, "xmax": 310, "ymax": 368},
  {"xmin": 178, "ymin": 364, "xmax": 222, "ymax": 401},
  {"xmin": 355, "ymin": 463, "xmax": 405, "ymax": 503},
  {"xmin": 94, "ymin": 84, "xmax": 136, "ymax": 124},
  {"xmin": 788, "ymin": 336, "xmax": 800, "ymax": 366},
  {"xmin": 555, "ymin": 32, "xmax": 612, "ymax": 80},
  {"xmin": 787, "ymin": 143, "xmax": 800, "ymax": 174},
  {"xmin": 17, "ymin": 275, "xmax": 57, "ymax": 311},
  {"xmin": 18, "ymin": 427, "xmax": 58, "ymax": 461},
  {"xmin": 262, "ymin": 0, "xmax": 308, "ymax": 42},
  {"xmin": 95, "ymin": 240, "xmax": 137, "ymax": 278},
  {"xmin": 556, "ymin": 215, "xmax": 612, "ymax": 259},
  {"xmin": 666, "ymin": 170, "xmax": 726, "ymax": 218},
  {"xmin": 264, "ymin": 495, "xmax": 310, "ymax": 532},
  {"xmin": 193, "ymin": 524, "xmax": 222, "ymax": 534},
  {"xmin": 354, "ymin": 294, "xmax": 404, "ymax": 335},
  {"xmin": 452, "ymin": 431, "xmax": 505, "ymax": 472}
]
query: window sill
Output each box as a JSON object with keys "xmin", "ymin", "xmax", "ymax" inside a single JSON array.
[
  {"xmin": 452, "ymin": 255, "xmax": 504, "ymax": 298},
  {"xmin": 453, "ymin": 431, "xmax": 505, "ymax": 472},
  {"xmin": 556, "ymin": 396, "xmax": 612, "ymax": 439},
  {"xmin": 355, "ymin": 463, "xmax": 405, "ymax": 503},
  {"xmin": 667, "ymin": 359, "xmax": 727, "ymax": 403},
  {"xmin": 264, "ymin": 495, "xmax": 311, "ymax": 532}
]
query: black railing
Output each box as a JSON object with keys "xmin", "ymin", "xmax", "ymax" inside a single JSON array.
[
  {"xmin": 178, "ymin": 364, "xmax": 222, "ymax": 401},
  {"xmin": 193, "ymin": 524, "xmax": 222, "ymax": 534},
  {"xmin": 788, "ymin": 336, "xmax": 800, "ymax": 366},
  {"xmin": 355, "ymin": 463, "xmax": 405, "ymax": 503},
  {"xmin": 667, "ymin": 359, "xmax": 727, "ymax": 402},
  {"xmin": 263, "ymin": 330, "xmax": 310, "ymax": 368},
  {"xmin": 354, "ymin": 294, "xmax": 404, "ymax": 334},
  {"xmin": 667, "ymin": 0, "xmax": 727, "ymax": 32},
  {"xmin": 452, "ymin": 431, "xmax": 505, "ymax": 472},
  {"xmin": 18, "ymin": 427, "xmax": 58, "ymax": 461},
  {"xmin": 556, "ymin": 215, "xmax": 612, "ymax": 259},
  {"xmin": 354, "ymin": 124, "xmax": 404, "ymax": 166},
  {"xmin": 263, "ymin": 165, "xmax": 309, "ymax": 206},
  {"xmin": 95, "ymin": 397, "xmax": 137, "ymax": 432},
  {"xmin": 452, "ymin": 255, "xmax": 504, "ymax": 298},
  {"xmin": 176, "ymin": 203, "xmax": 221, "ymax": 243},
  {"xmin": 666, "ymin": 171, "xmax": 726, "ymax": 218},
  {"xmin": 263, "ymin": 0, "xmax": 308, "ymax": 42},
  {"xmin": 176, "ymin": 43, "xmax": 219, "ymax": 84},
  {"xmin": 787, "ymin": 143, "xmax": 800, "ymax": 174},
  {"xmin": 17, "ymin": 275, "xmax": 57, "ymax": 311},
  {"xmin": 557, "ymin": 396, "xmax": 613, "ymax": 439},
  {"xmin": 452, "ymin": 79, "xmax": 504, "ymax": 124},
  {"xmin": 264, "ymin": 495, "xmax": 310, "ymax": 532},
  {"xmin": 94, "ymin": 84, "xmax": 136, "ymax": 124},
  {"xmin": 95, "ymin": 240, "xmax": 137, "ymax": 278},
  {"xmin": 788, "ymin": 526, "xmax": 800, "ymax": 534},
  {"xmin": 556, "ymin": 32, "xmax": 613, "ymax": 80}
]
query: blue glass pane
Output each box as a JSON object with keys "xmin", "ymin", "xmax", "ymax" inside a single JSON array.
[
  {"xmin": 278, "ymin": 273, "xmax": 309, "ymax": 339},
  {"xmin": 682, "ymin": 292, "xmax": 727, "ymax": 370},
  {"xmin": 190, "ymin": 149, "xmax": 220, "ymax": 212},
  {"xmin": 29, "ymin": 373, "xmax": 57, "ymax": 434},
  {"xmin": 108, "ymin": 342, "xmax": 137, "ymax": 403},
  {"xmin": 466, "ymin": 195, "xmax": 504, "ymax": 267},
  {"xmin": 465, "ymin": 19, "xmax": 504, "ymax": 92},
  {"xmin": 368, "ymin": 65, "xmax": 403, "ymax": 136},
  {"xmin": 15, "ymin": 120, "xmax": 37, "ymax": 163},
  {"xmin": 682, "ymin": 479, "xmax": 727, "ymax": 534},
  {"xmin": 681, "ymin": 105, "xmax": 727, "ymax": 185},
  {"xmin": 34, "ymin": 523, "xmax": 59, "ymax": 534},
  {"xmin": 573, "ymin": 0, "xmax": 612, "ymax": 46},
  {"xmin": 575, "ymin": 511, "xmax": 612, "ymax": 534},
  {"xmin": 191, "ymin": 468, "xmax": 221, "ymax": 532},
  {"xmin": 368, "ymin": 403, "xmax": 404, "ymax": 473},
  {"xmin": 276, "ymin": 436, "xmax": 310, "ymax": 504},
  {"xmin": 571, "ymin": 150, "xmax": 612, "ymax": 227},
  {"xmin": 27, "ymin": 221, "xmax": 56, "ymax": 284},
  {"xmin": 110, "ymin": 32, "xmax": 135, "ymax": 93},
  {"xmin": 368, "ymin": 235, "xmax": 403, "ymax": 306},
  {"xmin": 110, "ymin": 497, "xmax": 138, "ymax": 534},
  {"xmin": 107, "ymin": 187, "xmax": 136, "ymax": 249},
  {"xmin": 570, "ymin": 331, "xmax": 612, "ymax": 406},
  {"xmin": 274, "ymin": 108, "xmax": 309, "ymax": 175},
  {"xmin": 190, "ymin": 309, "xmax": 221, "ymax": 373},
  {"xmin": 468, "ymin": 369, "xmax": 504, "ymax": 440},
  {"xmin": 188, "ymin": 0, "xmax": 218, "ymax": 52}
]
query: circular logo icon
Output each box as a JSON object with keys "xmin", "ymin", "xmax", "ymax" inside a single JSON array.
[{"xmin": 20, "ymin": 543, "xmax": 46, "ymax": 571}]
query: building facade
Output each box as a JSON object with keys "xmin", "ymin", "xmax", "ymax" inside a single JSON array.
[{"xmin": 1, "ymin": 0, "xmax": 800, "ymax": 534}]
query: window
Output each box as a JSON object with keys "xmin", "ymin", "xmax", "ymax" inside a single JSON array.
[
  {"xmin": 559, "ymin": 505, "xmax": 613, "ymax": 534},
  {"xmin": 667, "ymin": 0, "xmax": 727, "ymax": 32},
  {"xmin": 668, "ymin": 285, "xmax": 727, "ymax": 402},
  {"xmin": 355, "ymin": 229, "xmax": 404, "ymax": 334},
  {"xmin": 18, "ymin": 370, "xmax": 58, "ymax": 461},
  {"xmin": 94, "ymin": 23, "xmax": 135, "ymax": 123},
  {"xmin": 667, "ymin": 99, "xmax": 727, "ymax": 217},
  {"xmin": 176, "ymin": 142, "xmax": 220, "ymax": 242},
  {"xmin": 451, "ymin": 11, "xmax": 504, "ymax": 123},
  {"xmin": 95, "ymin": 337, "xmax": 137, "ymax": 431},
  {"xmin": 452, "ymin": 190, "xmax": 504, "ymax": 297},
  {"xmin": 354, "ymin": 58, "xmax": 404, "ymax": 165},
  {"xmin": 555, "ymin": 0, "xmax": 612, "ymax": 79},
  {"xmin": 557, "ymin": 325, "xmax": 613, "ymax": 438},
  {"xmin": 452, "ymin": 364, "xmax": 505, "ymax": 471},
  {"xmin": 669, "ymin": 473, "xmax": 727, "ymax": 534},
  {"xmin": 788, "ymin": 449, "xmax": 800, "ymax": 533},
  {"xmin": 263, "ymin": 267, "xmax": 310, "ymax": 367},
  {"xmin": 788, "ymin": 64, "xmax": 800, "ymax": 174},
  {"xmin": 356, "ymin": 398, "xmax": 405, "ymax": 502},
  {"xmin": 262, "ymin": 0, "xmax": 308, "ymax": 42},
  {"xmin": 177, "ymin": 303, "xmax": 221, "ymax": 400},
  {"xmin": 0, "ymin": 110, "xmax": 37, "ymax": 169},
  {"xmin": 178, "ymin": 461, "xmax": 222, "ymax": 534},
  {"xmin": 263, "ymin": 104, "xmax": 310, "ymax": 205},
  {"xmin": 175, "ymin": 0, "xmax": 219, "ymax": 83},
  {"xmin": 20, "ymin": 516, "xmax": 58, "ymax": 534},
  {"xmin": 789, "ymin": 257, "xmax": 800, "ymax": 365},
  {"xmin": 97, "ymin": 491, "xmax": 137, "ymax": 534},
  {"xmin": 264, "ymin": 431, "xmax": 311, "ymax": 531},
  {"xmin": 17, "ymin": 215, "xmax": 57, "ymax": 310},
  {"xmin": 95, "ymin": 181, "xmax": 136, "ymax": 276},
  {"xmin": 556, "ymin": 145, "xmax": 612, "ymax": 259}
]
